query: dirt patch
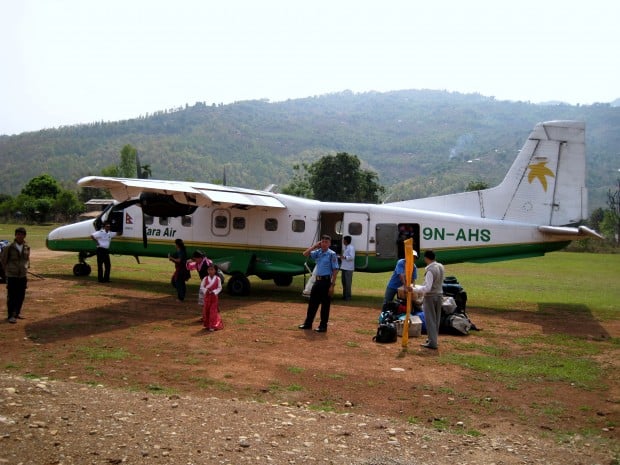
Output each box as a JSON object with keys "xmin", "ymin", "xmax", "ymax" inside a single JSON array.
[{"xmin": 1, "ymin": 250, "xmax": 618, "ymax": 464}]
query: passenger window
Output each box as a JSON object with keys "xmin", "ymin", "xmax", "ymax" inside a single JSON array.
[
  {"xmin": 233, "ymin": 217, "xmax": 246, "ymax": 230},
  {"xmin": 292, "ymin": 219, "xmax": 305, "ymax": 233},
  {"xmin": 159, "ymin": 217, "xmax": 169, "ymax": 226},
  {"xmin": 144, "ymin": 215, "xmax": 154, "ymax": 226},
  {"xmin": 181, "ymin": 216, "xmax": 192, "ymax": 227},
  {"xmin": 348, "ymin": 222, "xmax": 362, "ymax": 235},
  {"xmin": 214, "ymin": 215, "xmax": 228, "ymax": 229},
  {"xmin": 265, "ymin": 218, "xmax": 278, "ymax": 231}
]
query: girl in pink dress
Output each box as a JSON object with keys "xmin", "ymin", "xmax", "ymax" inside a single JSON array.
[{"xmin": 200, "ymin": 264, "xmax": 223, "ymax": 331}]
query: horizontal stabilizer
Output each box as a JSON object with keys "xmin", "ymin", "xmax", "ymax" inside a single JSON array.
[{"xmin": 538, "ymin": 225, "xmax": 604, "ymax": 240}]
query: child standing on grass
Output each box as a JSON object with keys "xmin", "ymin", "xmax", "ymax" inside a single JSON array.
[{"xmin": 200, "ymin": 264, "xmax": 223, "ymax": 331}]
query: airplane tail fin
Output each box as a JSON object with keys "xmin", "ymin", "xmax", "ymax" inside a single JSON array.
[{"xmin": 388, "ymin": 120, "xmax": 587, "ymax": 226}]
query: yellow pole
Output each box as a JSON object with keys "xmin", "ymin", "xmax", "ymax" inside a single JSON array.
[{"xmin": 401, "ymin": 238, "xmax": 414, "ymax": 348}]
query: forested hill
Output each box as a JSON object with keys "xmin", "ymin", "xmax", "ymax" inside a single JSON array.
[{"xmin": 1, "ymin": 89, "xmax": 619, "ymax": 211}]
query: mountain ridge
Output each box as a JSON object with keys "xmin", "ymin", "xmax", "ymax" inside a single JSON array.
[{"xmin": 1, "ymin": 89, "xmax": 618, "ymax": 211}]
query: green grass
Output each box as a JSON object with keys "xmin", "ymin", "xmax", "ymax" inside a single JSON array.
[
  {"xmin": 445, "ymin": 254, "xmax": 620, "ymax": 320},
  {"xmin": 286, "ymin": 366, "xmax": 304, "ymax": 374},
  {"xmin": 76, "ymin": 344, "xmax": 132, "ymax": 361},
  {"xmin": 308, "ymin": 400, "xmax": 336, "ymax": 412},
  {"xmin": 441, "ymin": 352, "xmax": 602, "ymax": 388}
]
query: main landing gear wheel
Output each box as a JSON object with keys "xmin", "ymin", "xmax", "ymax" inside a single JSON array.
[
  {"xmin": 73, "ymin": 263, "xmax": 91, "ymax": 277},
  {"xmin": 227, "ymin": 273, "xmax": 250, "ymax": 296}
]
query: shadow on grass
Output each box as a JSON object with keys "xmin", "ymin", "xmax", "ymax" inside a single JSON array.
[
  {"xmin": 24, "ymin": 273, "xmax": 319, "ymax": 344},
  {"xmin": 474, "ymin": 303, "xmax": 611, "ymax": 340}
]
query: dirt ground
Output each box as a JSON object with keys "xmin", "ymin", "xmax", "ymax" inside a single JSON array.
[{"xmin": 1, "ymin": 248, "xmax": 618, "ymax": 464}]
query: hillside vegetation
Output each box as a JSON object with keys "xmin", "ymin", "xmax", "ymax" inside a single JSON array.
[{"xmin": 1, "ymin": 89, "xmax": 619, "ymax": 210}]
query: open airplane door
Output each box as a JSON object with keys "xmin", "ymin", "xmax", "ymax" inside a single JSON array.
[{"xmin": 342, "ymin": 212, "xmax": 370, "ymax": 270}]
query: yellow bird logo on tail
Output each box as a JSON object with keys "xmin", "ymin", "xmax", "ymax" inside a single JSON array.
[{"xmin": 527, "ymin": 162, "xmax": 555, "ymax": 192}]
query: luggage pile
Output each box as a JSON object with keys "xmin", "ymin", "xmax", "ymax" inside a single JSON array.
[{"xmin": 377, "ymin": 276, "xmax": 478, "ymax": 338}]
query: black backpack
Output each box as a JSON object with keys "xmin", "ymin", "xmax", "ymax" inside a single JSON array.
[{"xmin": 373, "ymin": 323, "xmax": 397, "ymax": 343}]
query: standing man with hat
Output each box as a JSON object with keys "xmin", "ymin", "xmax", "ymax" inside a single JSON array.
[
  {"xmin": 1, "ymin": 227, "xmax": 30, "ymax": 324},
  {"xmin": 383, "ymin": 249, "xmax": 418, "ymax": 305},
  {"xmin": 299, "ymin": 235, "xmax": 339, "ymax": 333},
  {"xmin": 91, "ymin": 221, "xmax": 118, "ymax": 283}
]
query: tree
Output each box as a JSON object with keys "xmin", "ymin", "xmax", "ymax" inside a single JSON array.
[
  {"xmin": 293, "ymin": 152, "xmax": 384, "ymax": 202},
  {"xmin": 587, "ymin": 207, "xmax": 606, "ymax": 232},
  {"xmin": 139, "ymin": 163, "xmax": 152, "ymax": 179},
  {"xmin": 119, "ymin": 144, "xmax": 138, "ymax": 177},
  {"xmin": 53, "ymin": 190, "xmax": 85, "ymax": 222},
  {"xmin": 21, "ymin": 174, "xmax": 61, "ymax": 199},
  {"xmin": 281, "ymin": 163, "xmax": 313, "ymax": 198},
  {"xmin": 101, "ymin": 165, "xmax": 120, "ymax": 177},
  {"xmin": 466, "ymin": 180, "xmax": 489, "ymax": 191},
  {"xmin": 8, "ymin": 174, "xmax": 85, "ymax": 223},
  {"xmin": 603, "ymin": 179, "xmax": 620, "ymax": 245}
]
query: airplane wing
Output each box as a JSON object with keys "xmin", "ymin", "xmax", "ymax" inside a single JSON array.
[
  {"xmin": 77, "ymin": 176, "xmax": 286, "ymax": 209},
  {"xmin": 538, "ymin": 225, "xmax": 604, "ymax": 240}
]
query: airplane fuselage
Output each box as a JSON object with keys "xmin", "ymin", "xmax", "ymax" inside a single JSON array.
[{"xmin": 47, "ymin": 194, "xmax": 569, "ymax": 276}]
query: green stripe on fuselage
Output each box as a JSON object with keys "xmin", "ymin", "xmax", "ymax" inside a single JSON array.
[{"xmin": 47, "ymin": 237, "xmax": 569, "ymax": 276}]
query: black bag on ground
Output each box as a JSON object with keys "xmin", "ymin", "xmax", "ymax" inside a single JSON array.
[
  {"xmin": 440, "ymin": 308, "xmax": 479, "ymax": 335},
  {"xmin": 379, "ymin": 301, "xmax": 399, "ymax": 324},
  {"xmin": 373, "ymin": 323, "xmax": 397, "ymax": 343},
  {"xmin": 441, "ymin": 312, "xmax": 472, "ymax": 335},
  {"xmin": 442, "ymin": 276, "xmax": 468, "ymax": 312}
]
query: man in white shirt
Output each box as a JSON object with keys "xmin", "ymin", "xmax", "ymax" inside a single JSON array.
[
  {"xmin": 416, "ymin": 250, "xmax": 445, "ymax": 350},
  {"xmin": 91, "ymin": 221, "xmax": 118, "ymax": 283},
  {"xmin": 339, "ymin": 235, "xmax": 355, "ymax": 301}
]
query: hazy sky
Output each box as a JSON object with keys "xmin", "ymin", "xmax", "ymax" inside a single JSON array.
[{"xmin": 1, "ymin": 0, "xmax": 618, "ymax": 135}]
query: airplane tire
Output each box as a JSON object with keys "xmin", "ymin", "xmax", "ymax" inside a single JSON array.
[
  {"xmin": 273, "ymin": 275, "xmax": 293, "ymax": 287},
  {"xmin": 227, "ymin": 273, "xmax": 250, "ymax": 296},
  {"xmin": 73, "ymin": 263, "xmax": 91, "ymax": 277}
]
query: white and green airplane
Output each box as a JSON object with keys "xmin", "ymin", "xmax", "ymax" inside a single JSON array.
[{"xmin": 46, "ymin": 120, "xmax": 602, "ymax": 295}]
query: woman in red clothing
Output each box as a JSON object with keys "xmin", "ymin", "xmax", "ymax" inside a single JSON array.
[{"xmin": 199, "ymin": 264, "xmax": 223, "ymax": 331}]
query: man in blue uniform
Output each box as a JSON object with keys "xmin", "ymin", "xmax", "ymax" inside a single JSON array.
[
  {"xmin": 299, "ymin": 235, "xmax": 339, "ymax": 332},
  {"xmin": 383, "ymin": 250, "xmax": 418, "ymax": 305}
]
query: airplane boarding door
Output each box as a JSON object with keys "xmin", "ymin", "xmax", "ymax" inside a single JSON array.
[
  {"xmin": 319, "ymin": 212, "xmax": 344, "ymax": 254},
  {"xmin": 375, "ymin": 223, "xmax": 421, "ymax": 260},
  {"xmin": 342, "ymin": 212, "xmax": 370, "ymax": 270}
]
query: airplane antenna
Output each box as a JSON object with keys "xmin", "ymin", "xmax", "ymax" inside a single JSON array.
[{"xmin": 222, "ymin": 166, "xmax": 227, "ymax": 186}]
